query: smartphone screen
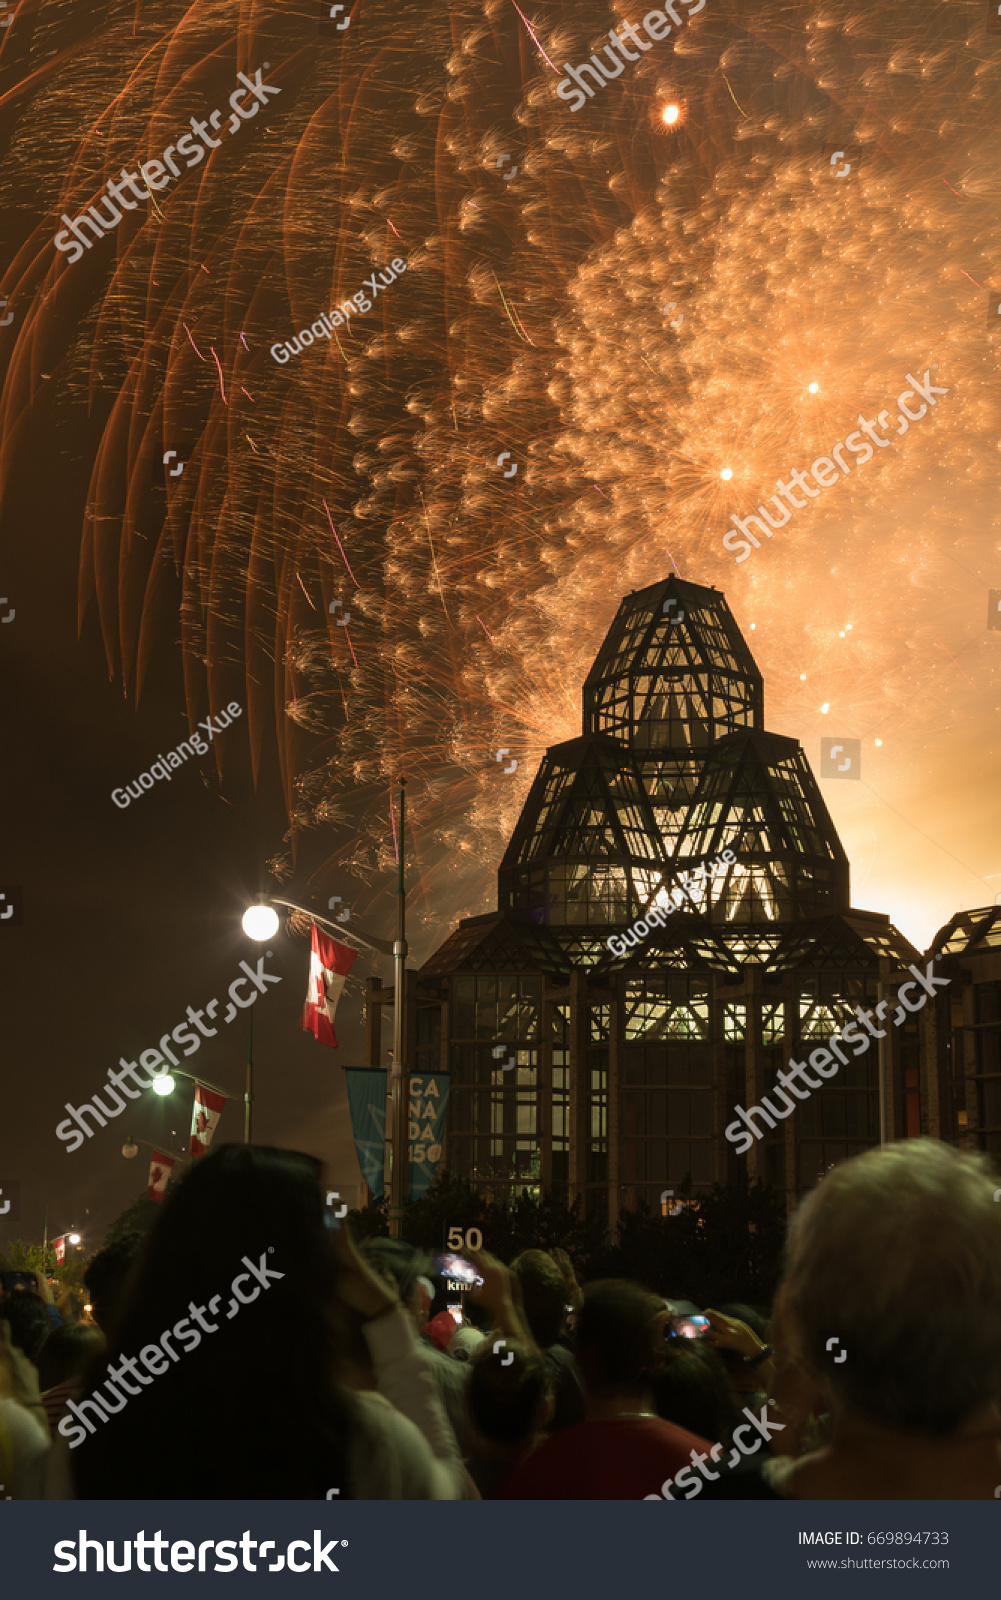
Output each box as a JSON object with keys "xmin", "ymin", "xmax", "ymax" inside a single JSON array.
[
  {"xmin": 669, "ymin": 1313, "xmax": 711, "ymax": 1340},
  {"xmin": 432, "ymin": 1252, "xmax": 483, "ymax": 1286},
  {"xmin": 0, "ymin": 1271, "xmax": 36, "ymax": 1294}
]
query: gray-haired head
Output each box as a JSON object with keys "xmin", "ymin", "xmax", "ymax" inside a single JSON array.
[{"xmin": 781, "ymin": 1138, "xmax": 1001, "ymax": 1434}]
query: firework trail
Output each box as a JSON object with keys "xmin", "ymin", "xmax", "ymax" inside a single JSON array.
[{"xmin": 0, "ymin": 0, "xmax": 998, "ymax": 947}]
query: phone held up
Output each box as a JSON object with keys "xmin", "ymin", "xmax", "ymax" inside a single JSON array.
[
  {"xmin": 0, "ymin": 1271, "xmax": 36, "ymax": 1294},
  {"xmin": 668, "ymin": 1313, "xmax": 711, "ymax": 1340},
  {"xmin": 432, "ymin": 1252, "xmax": 483, "ymax": 1288}
]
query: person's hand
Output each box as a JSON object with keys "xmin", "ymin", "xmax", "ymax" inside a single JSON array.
[
  {"xmin": 30, "ymin": 1270, "xmax": 54, "ymax": 1306},
  {"xmin": 1, "ymin": 1320, "xmax": 42, "ymax": 1406},
  {"xmin": 765, "ymin": 1287, "xmax": 826, "ymax": 1457},
  {"xmin": 703, "ymin": 1308, "xmax": 766, "ymax": 1359},
  {"xmin": 466, "ymin": 1250, "xmax": 536, "ymax": 1349},
  {"xmin": 330, "ymin": 1227, "xmax": 400, "ymax": 1322},
  {"xmin": 465, "ymin": 1249, "xmax": 512, "ymax": 1320}
]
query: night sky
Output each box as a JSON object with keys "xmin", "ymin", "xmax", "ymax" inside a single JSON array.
[{"xmin": 0, "ymin": 429, "xmax": 381, "ymax": 1243}]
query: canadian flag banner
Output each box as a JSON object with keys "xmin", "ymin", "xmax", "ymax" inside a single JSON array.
[
  {"xmin": 300, "ymin": 923, "xmax": 356, "ymax": 1048},
  {"xmin": 189, "ymin": 1083, "xmax": 227, "ymax": 1159},
  {"xmin": 148, "ymin": 1149, "xmax": 176, "ymax": 1203},
  {"xmin": 53, "ymin": 1236, "xmax": 66, "ymax": 1264}
]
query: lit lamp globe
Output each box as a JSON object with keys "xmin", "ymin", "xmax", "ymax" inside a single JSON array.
[
  {"xmin": 152, "ymin": 1072, "xmax": 175, "ymax": 1097},
  {"xmin": 243, "ymin": 904, "xmax": 279, "ymax": 941},
  {"xmin": 122, "ymin": 1140, "xmax": 139, "ymax": 1159},
  {"xmin": 68, "ymin": 1234, "xmax": 81, "ymax": 1246}
]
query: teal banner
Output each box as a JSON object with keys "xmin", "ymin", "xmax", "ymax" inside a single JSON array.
[
  {"xmin": 408, "ymin": 1072, "xmax": 451, "ymax": 1202},
  {"xmin": 344, "ymin": 1068, "xmax": 387, "ymax": 1200}
]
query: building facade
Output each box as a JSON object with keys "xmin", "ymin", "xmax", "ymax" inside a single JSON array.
[{"xmin": 366, "ymin": 578, "xmax": 1001, "ymax": 1221}]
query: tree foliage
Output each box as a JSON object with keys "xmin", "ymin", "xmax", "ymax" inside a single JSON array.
[
  {"xmin": 101, "ymin": 1191, "xmax": 161, "ymax": 1247},
  {"xmin": 597, "ymin": 1177, "xmax": 786, "ymax": 1308},
  {"xmin": 343, "ymin": 1172, "xmax": 785, "ymax": 1308},
  {"xmin": 0, "ymin": 1239, "xmax": 91, "ymax": 1319}
]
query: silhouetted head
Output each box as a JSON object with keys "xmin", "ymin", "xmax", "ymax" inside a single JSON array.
[
  {"xmin": 511, "ymin": 1250, "xmax": 568, "ymax": 1347},
  {"xmin": 83, "ymin": 1230, "xmax": 144, "ymax": 1336},
  {"xmin": 574, "ymin": 1280, "xmax": 668, "ymax": 1399},
  {"xmin": 72, "ymin": 1145, "xmax": 354, "ymax": 1498}
]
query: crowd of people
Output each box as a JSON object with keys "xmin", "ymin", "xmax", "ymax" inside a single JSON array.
[{"xmin": 1, "ymin": 1137, "xmax": 1000, "ymax": 1499}]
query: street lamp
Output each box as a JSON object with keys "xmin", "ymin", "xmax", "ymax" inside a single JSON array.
[
  {"xmin": 258, "ymin": 898, "xmax": 393, "ymax": 958},
  {"xmin": 242, "ymin": 903, "xmax": 279, "ymax": 941},
  {"xmin": 237, "ymin": 896, "xmax": 283, "ymax": 1143},
  {"xmin": 242, "ymin": 799, "xmax": 409, "ymax": 1235},
  {"xmin": 68, "ymin": 1234, "xmax": 81, "ymax": 1246},
  {"xmin": 140, "ymin": 1066, "xmax": 235, "ymax": 1159},
  {"xmin": 121, "ymin": 1134, "xmax": 192, "ymax": 1162}
]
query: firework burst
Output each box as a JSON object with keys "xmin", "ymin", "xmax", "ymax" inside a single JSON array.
[{"xmin": 1, "ymin": 0, "xmax": 998, "ymax": 948}]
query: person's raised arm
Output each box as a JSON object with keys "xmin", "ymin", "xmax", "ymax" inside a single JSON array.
[
  {"xmin": 703, "ymin": 1307, "xmax": 776, "ymax": 1395},
  {"xmin": 332, "ymin": 1228, "xmax": 464, "ymax": 1496},
  {"xmin": 1, "ymin": 1318, "xmax": 48, "ymax": 1436},
  {"xmin": 466, "ymin": 1249, "xmax": 537, "ymax": 1351}
]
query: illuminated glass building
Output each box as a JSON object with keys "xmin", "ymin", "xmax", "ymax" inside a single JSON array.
[
  {"xmin": 408, "ymin": 577, "xmax": 988, "ymax": 1223},
  {"xmin": 925, "ymin": 907, "xmax": 1001, "ymax": 1159}
]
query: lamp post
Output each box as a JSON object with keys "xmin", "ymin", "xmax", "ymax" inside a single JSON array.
[
  {"xmin": 242, "ymin": 809, "xmax": 409, "ymax": 1236},
  {"xmin": 241, "ymin": 903, "xmax": 280, "ymax": 1143},
  {"xmin": 388, "ymin": 779, "xmax": 408, "ymax": 1240},
  {"xmin": 261, "ymin": 899, "xmax": 393, "ymax": 958},
  {"xmin": 122, "ymin": 1134, "xmax": 192, "ymax": 1165},
  {"xmin": 147, "ymin": 1065, "xmax": 234, "ymax": 1101},
  {"xmin": 144, "ymin": 1065, "xmax": 237, "ymax": 1159}
]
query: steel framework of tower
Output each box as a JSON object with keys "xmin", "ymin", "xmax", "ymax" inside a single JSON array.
[{"xmin": 409, "ymin": 578, "xmax": 942, "ymax": 1222}]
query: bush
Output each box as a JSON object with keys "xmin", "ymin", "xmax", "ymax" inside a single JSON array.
[{"xmin": 349, "ymin": 1171, "xmax": 783, "ymax": 1308}]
